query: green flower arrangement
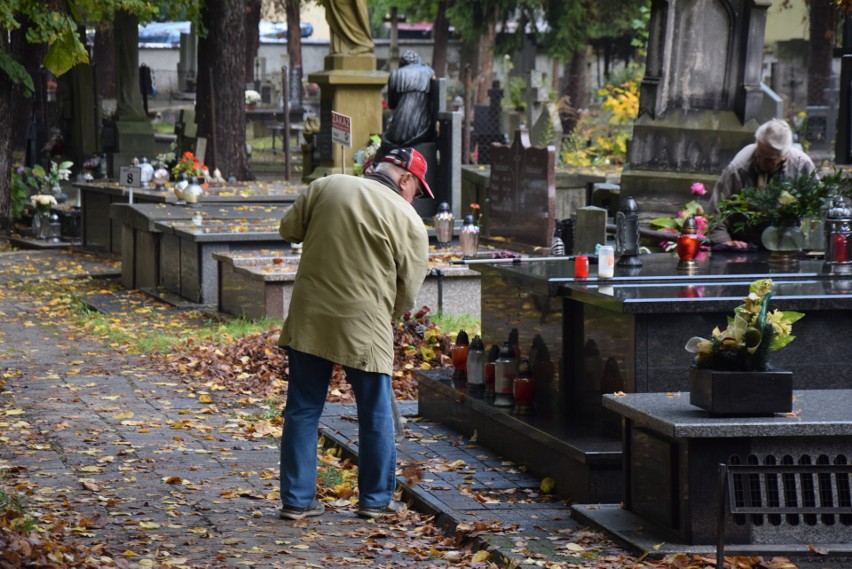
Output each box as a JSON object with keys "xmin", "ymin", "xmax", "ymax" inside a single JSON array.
[
  {"xmin": 685, "ymin": 279, "xmax": 803, "ymax": 371},
  {"xmin": 713, "ymin": 170, "xmax": 852, "ymax": 233}
]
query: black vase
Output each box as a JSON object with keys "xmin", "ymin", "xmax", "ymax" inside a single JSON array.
[{"xmin": 689, "ymin": 366, "xmax": 793, "ymax": 416}]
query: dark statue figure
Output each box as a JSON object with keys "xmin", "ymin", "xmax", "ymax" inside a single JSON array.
[{"xmin": 378, "ymin": 51, "xmax": 436, "ymax": 159}]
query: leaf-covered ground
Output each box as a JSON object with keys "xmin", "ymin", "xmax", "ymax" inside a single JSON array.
[{"xmin": 0, "ymin": 249, "xmax": 807, "ymax": 568}]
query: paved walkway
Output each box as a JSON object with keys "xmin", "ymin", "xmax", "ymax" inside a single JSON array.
[{"xmin": 0, "ymin": 248, "xmax": 624, "ymax": 568}]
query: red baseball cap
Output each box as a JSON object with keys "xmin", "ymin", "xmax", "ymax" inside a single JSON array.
[{"xmin": 379, "ymin": 148, "xmax": 434, "ymax": 199}]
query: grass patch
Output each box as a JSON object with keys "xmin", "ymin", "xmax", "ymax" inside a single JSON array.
[
  {"xmin": 430, "ymin": 312, "xmax": 481, "ymax": 339},
  {"xmin": 14, "ymin": 277, "xmax": 279, "ymax": 354},
  {"xmin": 0, "ymin": 487, "xmax": 35, "ymax": 533}
]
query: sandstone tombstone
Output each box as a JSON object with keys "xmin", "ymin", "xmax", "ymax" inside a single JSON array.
[{"xmin": 487, "ymin": 129, "xmax": 555, "ymax": 251}]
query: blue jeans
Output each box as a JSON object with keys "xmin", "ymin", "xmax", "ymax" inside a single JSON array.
[{"xmin": 280, "ymin": 348, "xmax": 397, "ymax": 509}]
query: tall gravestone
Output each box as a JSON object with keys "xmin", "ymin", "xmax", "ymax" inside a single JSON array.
[
  {"xmin": 472, "ymin": 81, "xmax": 509, "ymax": 166},
  {"xmin": 487, "ymin": 129, "xmax": 555, "ymax": 252},
  {"xmin": 621, "ymin": 0, "xmax": 777, "ymax": 223}
]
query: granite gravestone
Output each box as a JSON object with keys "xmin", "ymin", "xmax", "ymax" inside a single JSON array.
[{"xmin": 487, "ymin": 129, "xmax": 555, "ymax": 251}]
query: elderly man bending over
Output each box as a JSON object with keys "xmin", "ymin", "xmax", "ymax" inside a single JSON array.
[{"xmin": 708, "ymin": 119, "xmax": 817, "ymax": 249}]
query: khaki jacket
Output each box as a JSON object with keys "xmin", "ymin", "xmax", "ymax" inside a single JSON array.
[{"xmin": 278, "ymin": 174, "xmax": 429, "ymax": 375}]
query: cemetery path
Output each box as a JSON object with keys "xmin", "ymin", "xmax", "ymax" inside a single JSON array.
[{"xmin": 0, "ymin": 247, "xmax": 819, "ymax": 569}]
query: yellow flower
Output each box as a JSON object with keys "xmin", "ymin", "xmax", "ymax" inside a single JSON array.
[
  {"xmin": 765, "ymin": 309, "xmax": 792, "ymax": 338},
  {"xmin": 777, "ymin": 190, "xmax": 797, "ymax": 206}
]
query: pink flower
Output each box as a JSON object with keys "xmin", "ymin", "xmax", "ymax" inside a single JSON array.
[{"xmin": 691, "ymin": 182, "xmax": 707, "ymax": 196}]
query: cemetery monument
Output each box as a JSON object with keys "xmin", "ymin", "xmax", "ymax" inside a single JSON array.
[
  {"xmin": 305, "ymin": 0, "xmax": 387, "ymax": 180},
  {"xmin": 620, "ymin": 0, "xmax": 779, "ymax": 223}
]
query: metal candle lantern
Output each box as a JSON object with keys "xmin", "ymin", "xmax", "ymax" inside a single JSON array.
[
  {"xmin": 466, "ymin": 336, "xmax": 486, "ymax": 399},
  {"xmin": 139, "ymin": 157, "xmax": 154, "ymax": 188},
  {"xmin": 493, "ymin": 342, "xmax": 517, "ymax": 408},
  {"xmin": 677, "ymin": 216, "xmax": 701, "ymax": 271},
  {"xmin": 433, "ymin": 202, "xmax": 454, "ymax": 248},
  {"xmin": 824, "ymin": 197, "xmax": 852, "ymax": 274},
  {"xmin": 47, "ymin": 213, "xmax": 63, "ymax": 243},
  {"xmin": 152, "ymin": 162, "xmax": 170, "ymax": 190},
  {"xmin": 459, "ymin": 214, "xmax": 479, "ymax": 257},
  {"xmin": 615, "ymin": 195, "xmax": 642, "ymax": 267}
]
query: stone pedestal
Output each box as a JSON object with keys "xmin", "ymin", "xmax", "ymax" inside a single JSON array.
[
  {"xmin": 105, "ymin": 121, "xmax": 156, "ymax": 178},
  {"xmin": 306, "ymin": 58, "xmax": 387, "ymax": 180}
]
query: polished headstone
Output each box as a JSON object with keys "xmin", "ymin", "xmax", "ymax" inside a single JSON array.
[{"xmin": 487, "ymin": 129, "xmax": 555, "ymax": 251}]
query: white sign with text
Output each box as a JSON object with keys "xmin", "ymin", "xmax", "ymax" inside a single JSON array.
[{"xmin": 331, "ymin": 111, "xmax": 352, "ymax": 148}]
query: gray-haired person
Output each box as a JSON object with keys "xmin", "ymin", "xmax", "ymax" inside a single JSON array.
[{"xmin": 708, "ymin": 119, "xmax": 817, "ymax": 249}]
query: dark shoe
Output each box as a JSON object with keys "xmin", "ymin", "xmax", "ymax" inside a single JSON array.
[
  {"xmin": 279, "ymin": 500, "xmax": 325, "ymax": 520},
  {"xmin": 356, "ymin": 500, "xmax": 404, "ymax": 519}
]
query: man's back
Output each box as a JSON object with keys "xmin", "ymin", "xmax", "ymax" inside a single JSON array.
[{"xmin": 278, "ymin": 174, "xmax": 428, "ymax": 374}]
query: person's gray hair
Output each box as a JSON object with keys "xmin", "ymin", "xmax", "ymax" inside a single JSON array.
[
  {"xmin": 754, "ymin": 119, "xmax": 793, "ymax": 154},
  {"xmin": 374, "ymin": 160, "xmax": 406, "ymax": 178}
]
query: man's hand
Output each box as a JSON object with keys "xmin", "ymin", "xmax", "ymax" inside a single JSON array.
[{"xmin": 723, "ymin": 240, "xmax": 749, "ymax": 249}]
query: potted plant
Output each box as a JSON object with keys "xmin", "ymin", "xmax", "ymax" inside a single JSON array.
[{"xmin": 684, "ymin": 278, "xmax": 803, "ymax": 415}]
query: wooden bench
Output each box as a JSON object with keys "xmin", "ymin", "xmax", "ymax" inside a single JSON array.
[{"xmin": 717, "ymin": 462, "xmax": 852, "ymax": 567}]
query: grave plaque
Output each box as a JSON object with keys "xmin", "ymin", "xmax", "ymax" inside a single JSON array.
[{"xmin": 487, "ymin": 129, "xmax": 555, "ymax": 251}]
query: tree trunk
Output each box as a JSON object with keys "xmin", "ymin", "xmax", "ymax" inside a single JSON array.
[
  {"xmin": 286, "ymin": 0, "xmax": 302, "ymax": 70},
  {"xmin": 431, "ymin": 0, "xmax": 450, "ymax": 78},
  {"xmin": 807, "ymin": 0, "xmax": 835, "ymax": 106},
  {"xmin": 0, "ymin": 32, "xmax": 13, "ymax": 231},
  {"xmin": 11, "ymin": 22, "xmax": 45, "ymax": 159},
  {"xmin": 197, "ymin": 0, "xmax": 253, "ymax": 180},
  {"xmin": 245, "ymin": 0, "xmax": 262, "ymax": 84},
  {"xmin": 94, "ymin": 21, "xmax": 116, "ymax": 100},
  {"xmin": 285, "ymin": 0, "xmax": 303, "ymax": 114},
  {"xmin": 473, "ymin": 21, "xmax": 496, "ymax": 105},
  {"xmin": 563, "ymin": 47, "xmax": 588, "ymax": 110}
]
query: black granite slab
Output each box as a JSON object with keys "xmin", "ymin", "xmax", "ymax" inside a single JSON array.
[
  {"xmin": 565, "ymin": 278, "xmax": 852, "ymax": 314},
  {"xmin": 471, "ymin": 252, "xmax": 831, "ymax": 296}
]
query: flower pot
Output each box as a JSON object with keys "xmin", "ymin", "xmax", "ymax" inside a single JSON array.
[{"xmin": 689, "ymin": 366, "xmax": 793, "ymax": 416}]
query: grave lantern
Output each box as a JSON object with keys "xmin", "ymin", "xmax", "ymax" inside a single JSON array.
[
  {"xmin": 466, "ymin": 336, "xmax": 486, "ymax": 399},
  {"xmin": 459, "ymin": 214, "xmax": 479, "ymax": 257},
  {"xmin": 139, "ymin": 157, "xmax": 154, "ymax": 188},
  {"xmin": 677, "ymin": 216, "xmax": 701, "ymax": 271},
  {"xmin": 451, "ymin": 330, "xmax": 469, "ymax": 388},
  {"xmin": 513, "ymin": 359, "xmax": 535, "ymax": 415},
  {"xmin": 47, "ymin": 213, "xmax": 62, "ymax": 243},
  {"xmin": 823, "ymin": 196, "xmax": 852, "ymax": 274},
  {"xmin": 484, "ymin": 344, "xmax": 500, "ymax": 402},
  {"xmin": 153, "ymin": 162, "xmax": 170, "ymax": 191},
  {"xmin": 493, "ymin": 341, "xmax": 518, "ymax": 408},
  {"xmin": 433, "ymin": 202, "xmax": 454, "ymax": 248},
  {"xmin": 615, "ymin": 196, "xmax": 642, "ymax": 267}
]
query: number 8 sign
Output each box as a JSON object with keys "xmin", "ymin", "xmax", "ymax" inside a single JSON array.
[{"xmin": 119, "ymin": 166, "xmax": 142, "ymax": 188}]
